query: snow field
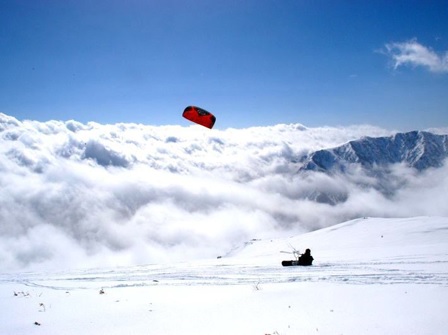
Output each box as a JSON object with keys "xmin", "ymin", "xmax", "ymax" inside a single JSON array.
[{"xmin": 1, "ymin": 216, "xmax": 447, "ymax": 335}]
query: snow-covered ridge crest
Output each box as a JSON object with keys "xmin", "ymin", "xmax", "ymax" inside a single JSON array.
[
  {"xmin": 296, "ymin": 131, "xmax": 448, "ymax": 204},
  {"xmin": 300, "ymin": 130, "xmax": 448, "ymax": 172}
]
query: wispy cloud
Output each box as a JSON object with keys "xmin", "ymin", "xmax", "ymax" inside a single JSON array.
[{"xmin": 384, "ymin": 39, "xmax": 448, "ymax": 73}]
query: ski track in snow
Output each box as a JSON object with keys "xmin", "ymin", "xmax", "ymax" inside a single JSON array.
[{"xmin": 3, "ymin": 252, "xmax": 447, "ymax": 292}]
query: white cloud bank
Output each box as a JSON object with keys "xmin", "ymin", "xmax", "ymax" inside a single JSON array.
[
  {"xmin": 384, "ymin": 39, "xmax": 448, "ymax": 73},
  {"xmin": 1, "ymin": 113, "xmax": 447, "ymax": 272}
]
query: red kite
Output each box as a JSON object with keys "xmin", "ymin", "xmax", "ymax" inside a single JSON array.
[{"xmin": 183, "ymin": 106, "xmax": 216, "ymax": 129}]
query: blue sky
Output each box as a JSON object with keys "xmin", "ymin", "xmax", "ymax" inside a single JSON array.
[{"xmin": 1, "ymin": 0, "xmax": 447, "ymax": 130}]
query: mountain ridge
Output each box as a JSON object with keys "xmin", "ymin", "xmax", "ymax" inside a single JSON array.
[
  {"xmin": 299, "ymin": 130, "xmax": 448, "ymax": 173},
  {"xmin": 297, "ymin": 131, "xmax": 448, "ymax": 205}
]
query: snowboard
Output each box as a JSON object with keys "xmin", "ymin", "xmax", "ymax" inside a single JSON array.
[{"xmin": 282, "ymin": 260, "xmax": 312, "ymax": 266}]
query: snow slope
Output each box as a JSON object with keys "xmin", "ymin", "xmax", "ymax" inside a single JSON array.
[{"xmin": 1, "ymin": 216, "xmax": 447, "ymax": 335}]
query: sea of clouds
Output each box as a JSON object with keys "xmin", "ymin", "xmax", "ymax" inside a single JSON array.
[{"xmin": 1, "ymin": 113, "xmax": 447, "ymax": 272}]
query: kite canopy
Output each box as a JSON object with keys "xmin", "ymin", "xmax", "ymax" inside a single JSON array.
[{"xmin": 183, "ymin": 106, "xmax": 216, "ymax": 129}]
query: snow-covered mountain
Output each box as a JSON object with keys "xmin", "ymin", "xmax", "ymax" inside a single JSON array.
[
  {"xmin": 298, "ymin": 131, "xmax": 448, "ymax": 204},
  {"xmin": 300, "ymin": 130, "xmax": 448, "ymax": 172}
]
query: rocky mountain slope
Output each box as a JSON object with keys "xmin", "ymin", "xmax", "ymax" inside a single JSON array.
[{"xmin": 300, "ymin": 131, "xmax": 448, "ymax": 173}]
